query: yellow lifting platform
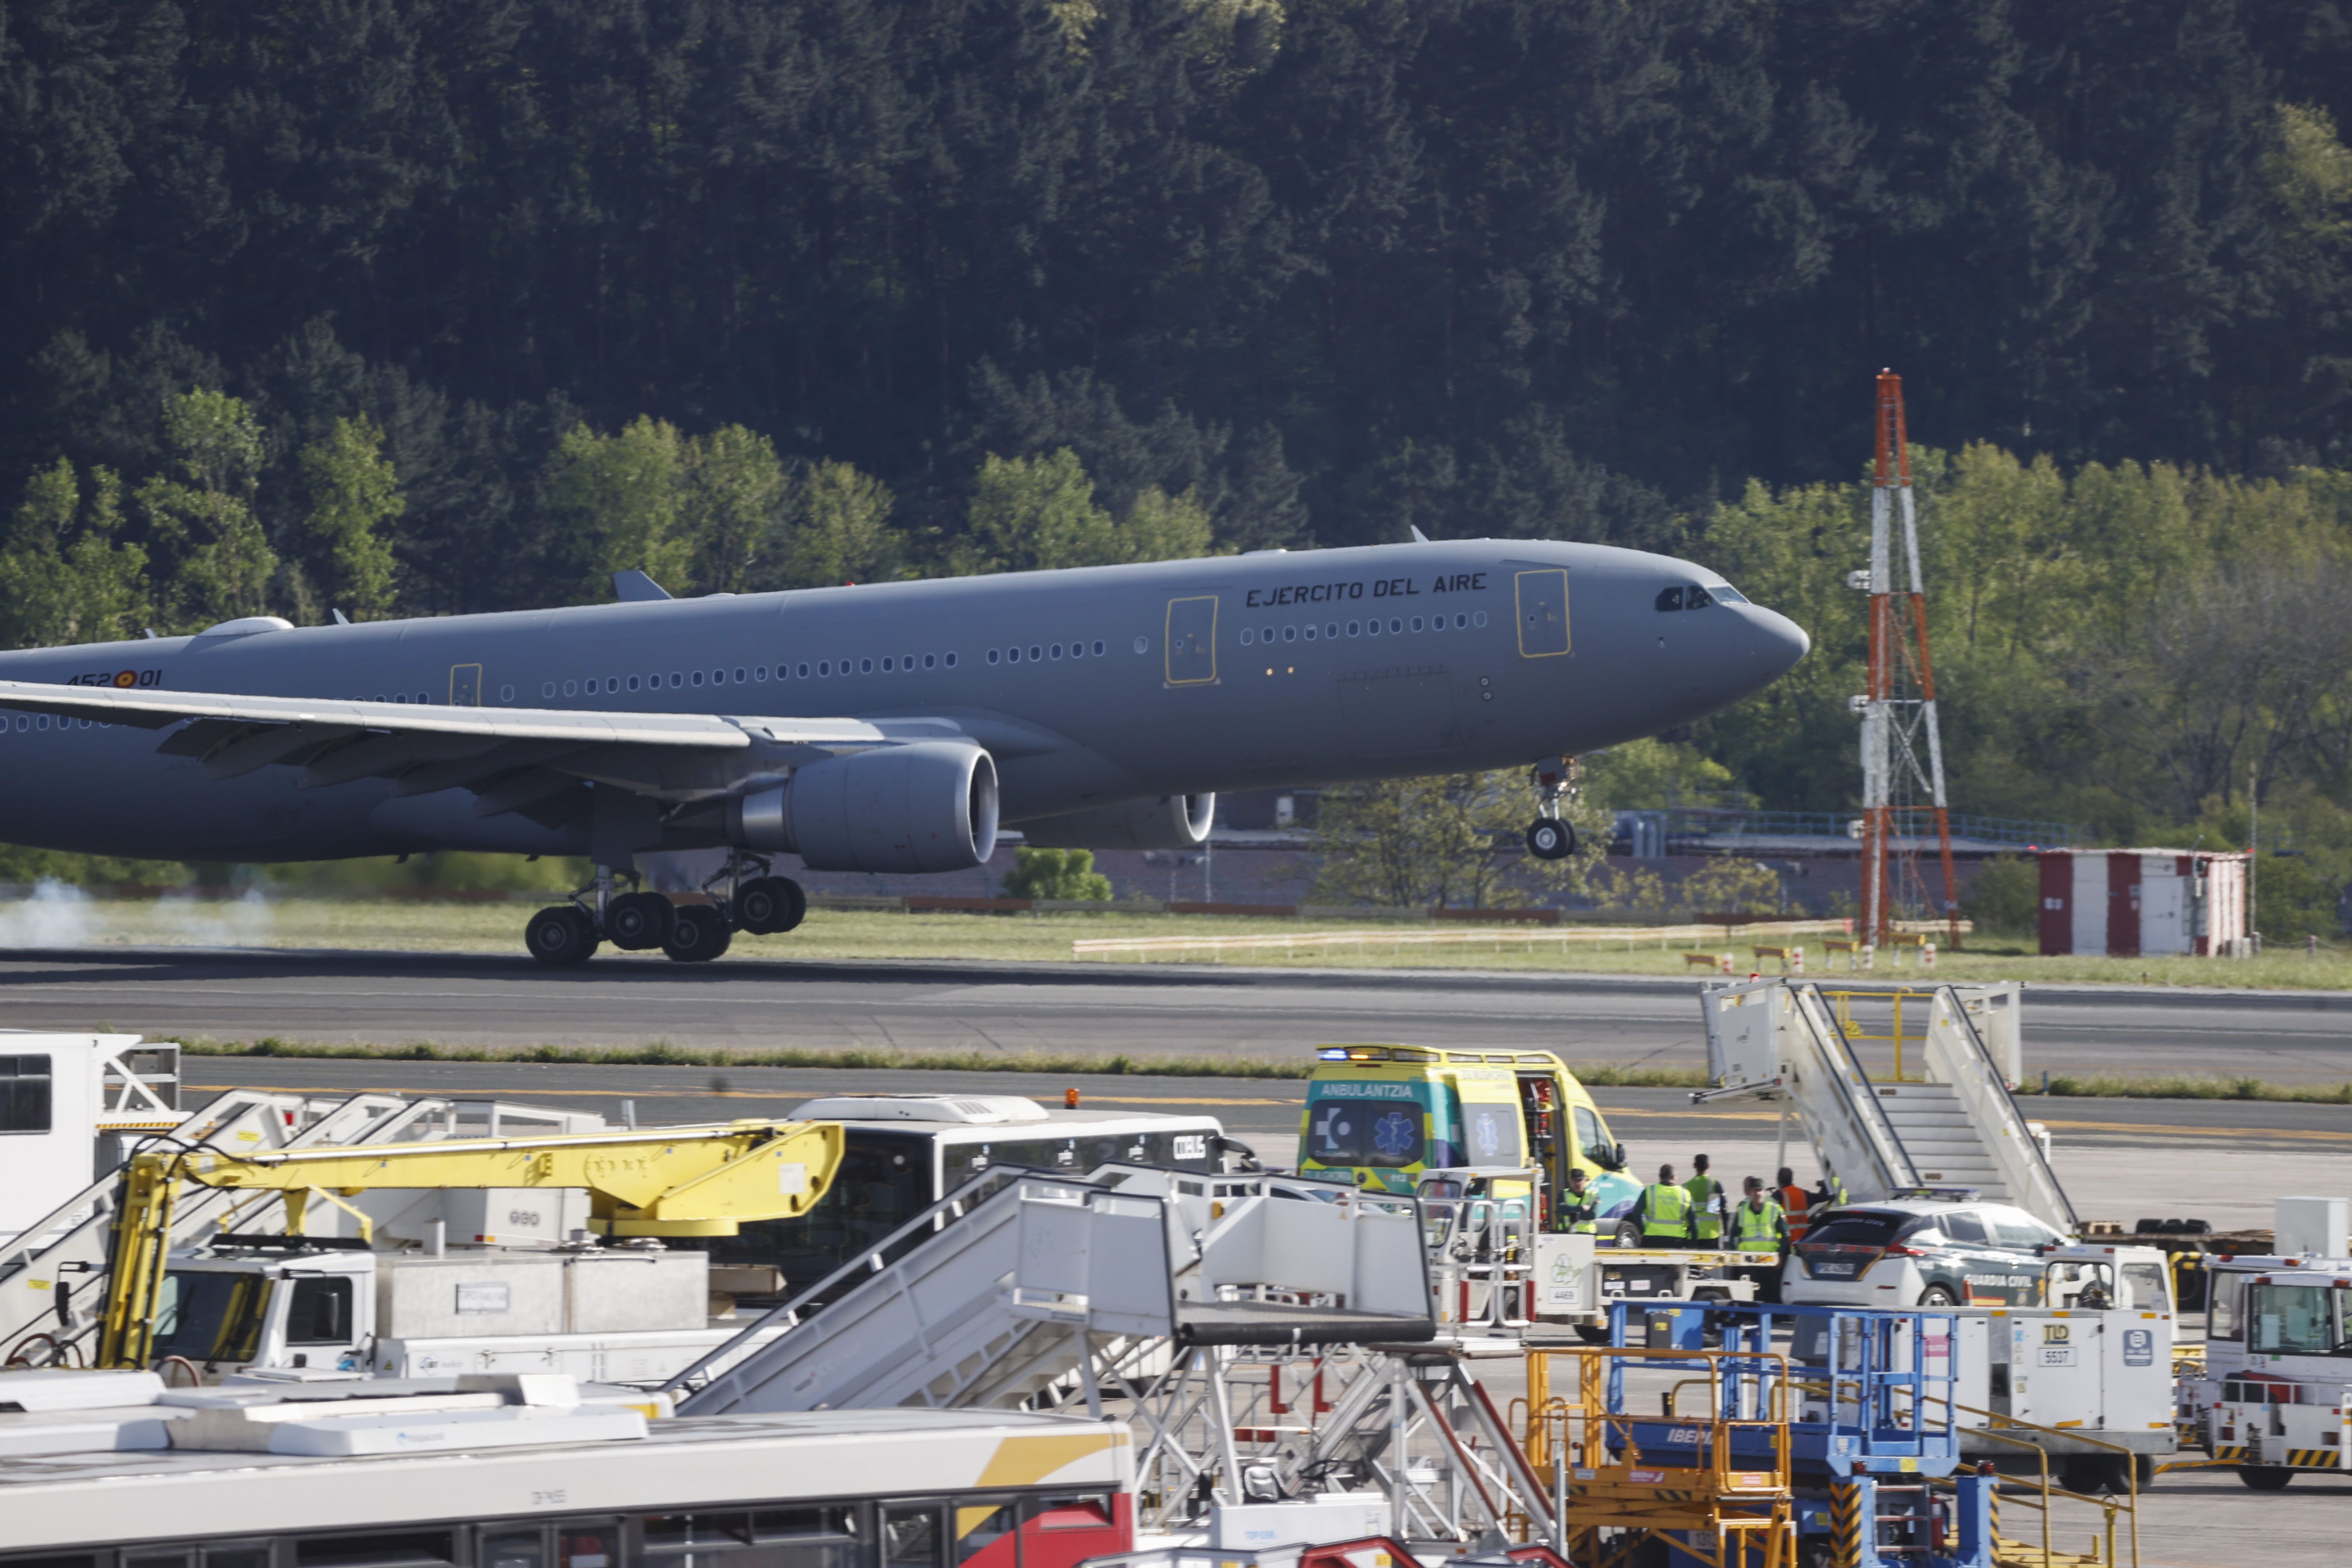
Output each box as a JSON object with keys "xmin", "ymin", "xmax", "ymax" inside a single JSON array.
[
  {"xmin": 98, "ymin": 1118, "xmax": 844, "ymax": 1369},
  {"xmin": 1520, "ymin": 1345, "xmax": 1798, "ymax": 1568}
]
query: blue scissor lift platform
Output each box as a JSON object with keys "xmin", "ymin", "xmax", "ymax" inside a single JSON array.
[{"xmin": 1603, "ymin": 1299, "xmax": 1997, "ymax": 1568}]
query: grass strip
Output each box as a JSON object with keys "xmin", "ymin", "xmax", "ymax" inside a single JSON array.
[{"xmin": 171, "ymin": 1038, "xmax": 2351, "ymax": 1103}]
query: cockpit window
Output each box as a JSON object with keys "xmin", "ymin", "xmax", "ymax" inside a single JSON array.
[
  {"xmin": 1710, "ymin": 585, "xmax": 1749, "ymax": 605},
  {"xmin": 1654, "ymin": 587, "xmax": 1684, "ymax": 612},
  {"xmin": 1685, "ymin": 586, "xmax": 1715, "ymax": 609}
]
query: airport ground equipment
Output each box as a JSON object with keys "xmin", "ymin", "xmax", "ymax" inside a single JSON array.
[
  {"xmin": 0, "ymin": 1369, "xmax": 1134, "ymax": 1568},
  {"xmin": 668, "ymin": 1163, "xmax": 1435, "ymax": 1421},
  {"xmin": 0, "ymin": 1034, "xmax": 183, "ymax": 1253},
  {"xmin": 2185, "ymin": 1262, "xmax": 2352, "ymax": 1486},
  {"xmin": 1698, "ymin": 980, "xmax": 2074, "ymax": 1234},
  {"xmin": 1, "ymin": 1083, "xmax": 605, "ymax": 1369},
  {"xmin": 94, "ymin": 1117, "xmax": 845, "ymax": 1369}
]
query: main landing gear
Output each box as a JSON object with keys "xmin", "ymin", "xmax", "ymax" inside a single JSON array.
[
  {"xmin": 1524, "ymin": 755, "xmax": 1579, "ymax": 861},
  {"xmin": 526, "ymin": 855, "xmax": 808, "ymax": 968}
]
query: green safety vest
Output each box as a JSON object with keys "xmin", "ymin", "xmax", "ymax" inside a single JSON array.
[
  {"xmin": 1640, "ymin": 1182, "xmax": 1692, "ymax": 1236},
  {"xmin": 1560, "ymin": 1185, "xmax": 1599, "ymax": 1234},
  {"xmin": 1686, "ymin": 1174, "xmax": 1722, "ymax": 1240},
  {"xmin": 1733, "ymin": 1200, "xmax": 1787, "ymax": 1253}
]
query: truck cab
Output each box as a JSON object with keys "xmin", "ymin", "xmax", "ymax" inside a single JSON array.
[
  {"xmin": 1298, "ymin": 1045, "xmax": 1638, "ymax": 1231},
  {"xmin": 151, "ymin": 1239, "xmax": 377, "ymax": 1375}
]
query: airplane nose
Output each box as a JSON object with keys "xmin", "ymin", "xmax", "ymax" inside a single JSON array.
[{"xmin": 1752, "ymin": 606, "xmax": 1810, "ymax": 675}]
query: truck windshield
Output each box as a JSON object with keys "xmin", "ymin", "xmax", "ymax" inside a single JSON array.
[
  {"xmin": 2245, "ymin": 1283, "xmax": 2349, "ymax": 1356},
  {"xmin": 153, "ymin": 1271, "xmax": 269, "ymax": 1364}
]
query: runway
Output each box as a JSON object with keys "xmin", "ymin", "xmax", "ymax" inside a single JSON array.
[{"xmin": 5, "ymin": 945, "xmax": 2352, "ymax": 1082}]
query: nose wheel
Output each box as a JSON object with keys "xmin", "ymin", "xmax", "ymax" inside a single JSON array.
[{"xmin": 1525, "ymin": 755, "xmax": 1580, "ymax": 861}]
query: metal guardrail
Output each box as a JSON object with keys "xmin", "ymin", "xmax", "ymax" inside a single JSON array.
[
  {"xmin": 1635, "ymin": 809, "xmax": 2089, "ymax": 848},
  {"xmin": 1073, "ymin": 919, "xmax": 1857, "ymax": 961}
]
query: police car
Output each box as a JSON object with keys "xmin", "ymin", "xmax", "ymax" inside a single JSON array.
[{"xmin": 1781, "ymin": 1197, "xmax": 2067, "ymax": 1307}]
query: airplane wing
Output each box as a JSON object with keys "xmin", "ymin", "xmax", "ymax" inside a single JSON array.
[{"xmin": 0, "ymin": 679, "xmax": 967, "ymax": 813}]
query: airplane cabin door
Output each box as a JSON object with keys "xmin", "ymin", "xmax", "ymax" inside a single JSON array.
[
  {"xmin": 1515, "ymin": 569, "xmax": 1571, "ymax": 658},
  {"xmin": 449, "ymin": 663, "xmax": 483, "ymax": 706},
  {"xmin": 1164, "ymin": 597, "xmax": 1218, "ymax": 685}
]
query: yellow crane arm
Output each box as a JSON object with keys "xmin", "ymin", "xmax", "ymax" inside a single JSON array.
[{"xmin": 98, "ymin": 1119, "xmax": 843, "ymax": 1369}]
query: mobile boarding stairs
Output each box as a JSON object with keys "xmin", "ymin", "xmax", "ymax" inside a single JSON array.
[
  {"xmin": 1700, "ymin": 980, "xmax": 2075, "ymax": 1232},
  {"xmin": 666, "ymin": 1164, "xmax": 1437, "ymax": 1418}
]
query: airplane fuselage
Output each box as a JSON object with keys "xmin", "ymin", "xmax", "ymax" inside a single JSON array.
[{"xmin": 0, "ymin": 539, "xmax": 1806, "ymax": 864}]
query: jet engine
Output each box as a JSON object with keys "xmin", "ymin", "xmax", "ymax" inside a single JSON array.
[
  {"xmin": 1017, "ymin": 793, "xmax": 1215, "ymax": 851},
  {"xmin": 726, "ymin": 742, "xmax": 998, "ymax": 873}
]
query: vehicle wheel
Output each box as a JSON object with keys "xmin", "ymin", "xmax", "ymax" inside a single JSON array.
[
  {"xmin": 1573, "ymin": 1324, "xmax": 1612, "ymax": 1345},
  {"xmin": 1614, "ymin": 1218, "xmax": 1646, "ymax": 1249},
  {"xmin": 2238, "ymin": 1465, "xmax": 2293, "ymax": 1491},
  {"xmin": 605, "ymin": 891, "xmax": 675, "ymax": 950},
  {"xmin": 1918, "ymin": 1284, "xmax": 1959, "ymax": 1307},
  {"xmin": 663, "ymin": 903, "xmax": 732, "ymax": 963},
  {"xmin": 525, "ymin": 906, "xmax": 598, "ymax": 967},
  {"xmin": 735, "ymin": 876, "xmax": 807, "ymax": 935},
  {"xmin": 1526, "ymin": 818, "xmax": 1576, "ymax": 861},
  {"xmin": 2063, "ymin": 1454, "xmax": 2127, "ymax": 1495}
]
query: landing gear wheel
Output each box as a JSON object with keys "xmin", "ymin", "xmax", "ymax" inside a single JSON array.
[
  {"xmin": 1526, "ymin": 818, "xmax": 1576, "ymax": 860},
  {"xmin": 663, "ymin": 903, "xmax": 732, "ymax": 963},
  {"xmin": 735, "ymin": 876, "xmax": 807, "ymax": 935},
  {"xmin": 2238, "ymin": 1465, "xmax": 2294, "ymax": 1491},
  {"xmin": 1917, "ymin": 1284, "xmax": 1959, "ymax": 1307},
  {"xmin": 606, "ymin": 891, "xmax": 675, "ymax": 950},
  {"xmin": 525, "ymin": 906, "xmax": 599, "ymax": 967}
]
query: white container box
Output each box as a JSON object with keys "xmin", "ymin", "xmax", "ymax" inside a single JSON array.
[
  {"xmin": 2275, "ymin": 1196, "xmax": 2349, "ymax": 1258},
  {"xmin": 1210, "ymin": 1497, "xmax": 1392, "ymax": 1551}
]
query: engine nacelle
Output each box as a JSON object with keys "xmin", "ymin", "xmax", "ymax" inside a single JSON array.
[
  {"xmin": 1017, "ymin": 793, "xmax": 1215, "ymax": 851},
  {"xmin": 726, "ymin": 743, "xmax": 998, "ymax": 873}
]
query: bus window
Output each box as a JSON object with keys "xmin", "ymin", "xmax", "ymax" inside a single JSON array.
[
  {"xmin": 1017, "ymin": 1496, "xmax": 1121, "ymax": 1568},
  {"xmin": 293, "ymin": 1531, "xmax": 456, "ymax": 1567},
  {"xmin": 482, "ymin": 1532, "xmax": 544, "ymax": 1568},
  {"xmin": 882, "ymin": 1507, "xmax": 940, "ymax": 1568},
  {"xmin": 643, "ymin": 1510, "xmax": 853, "ymax": 1568},
  {"xmin": 952, "ymin": 1501, "xmax": 1017, "ymax": 1568},
  {"xmin": 717, "ymin": 1133, "xmax": 929, "ymax": 1285}
]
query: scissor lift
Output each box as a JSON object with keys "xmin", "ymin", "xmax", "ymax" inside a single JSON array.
[{"xmin": 1567, "ymin": 1301, "xmax": 2002, "ymax": 1568}]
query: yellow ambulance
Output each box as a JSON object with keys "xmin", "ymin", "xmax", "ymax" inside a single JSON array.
[{"xmin": 1297, "ymin": 1044, "xmax": 1642, "ymax": 1234}]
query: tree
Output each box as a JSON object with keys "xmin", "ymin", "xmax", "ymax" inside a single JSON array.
[
  {"xmin": 1960, "ymin": 857, "xmax": 2040, "ymax": 937},
  {"xmin": 1676, "ymin": 860, "xmax": 1784, "ymax": 919},
  {"xmin": 296, "ymin": 416, "xmax": 403, "ymax": 619},
  {"xmin": 683, "ymin": 426, "xmax": 790, "ymax": 595},
  {"xmin": 784, "ymin": 461, "xmax": 903, "ymax": 588},
  {"xmin": 953, "ymin": 449, "xmax": 1215, "ymax": 574},
  {"xmin": 0, "ymin": 459, "xmax": 149, "ymax": 649},
  {"xmin": 135, "ymin": 390, "xmax": 278, "ymax": 631},
  {"xmin": 538, "ymin": 419, "xmax": 692, "ymax": 601},
  {"xmin": 1003, "ymin": 847, "xmax": 1114, "ymax": 901},
  {"xmin": 1310, "ymin": 769, "xmax": 1608, "ymax": 909}
]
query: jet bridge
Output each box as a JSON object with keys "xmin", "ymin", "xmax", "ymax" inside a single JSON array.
[
  {"xmin": 667, "ymin": 1165, "xmax": 1435, "ymax": 1418},
  {"xmin": 1698, "ymin": 980, "xmax": 2075, "ymax": 1233}
]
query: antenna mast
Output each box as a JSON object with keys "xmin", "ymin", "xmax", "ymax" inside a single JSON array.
[{"xmin": 1859, "ymin": 372, "xmax": 1961, "ymax": 946}]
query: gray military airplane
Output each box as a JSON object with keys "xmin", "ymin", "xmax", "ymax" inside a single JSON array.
[{"xmin": 0, "ymin": 537, "xmax": 1806, "ymax": 964}]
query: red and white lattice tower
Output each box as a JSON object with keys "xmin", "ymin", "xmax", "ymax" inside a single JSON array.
[{"xmin": 1859, "ymin": 371, "xmax": 1960, "ymax": 945}]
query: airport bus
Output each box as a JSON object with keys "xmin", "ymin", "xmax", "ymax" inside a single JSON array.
[
  {"xmin": 704, "ymin": 1096, "xmax": 1231, "ymax": 1293},
  {"xmin": 0, "ymin": 1375, "xmax": 1133, "ymax": 1568}
]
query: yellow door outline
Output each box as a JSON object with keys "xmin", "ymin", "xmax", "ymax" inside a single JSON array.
[
  {"xmin": 449, "ymin": 663, "xmax": 484, "ymax": 705},
  {"xmin": 1164, "ymin": 597, "xmax": 1219, "ymax": 685},
  {"xmin": 1514, "ymin": 569, "xmax": 1571, "ymax": 658}
]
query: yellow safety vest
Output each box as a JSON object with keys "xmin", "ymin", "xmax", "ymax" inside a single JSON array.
[
  {"xmin": 1686, "ymin": 1174, "xmax": 1722, "ymax": 1240},
  {"xmin": 1641, "ymin": 1183, "xmax": 1692, "ymax": 1235},
  {"xmin": 1733, "ymin": 1200, "xmax": 1786, "ymax": 1253}
]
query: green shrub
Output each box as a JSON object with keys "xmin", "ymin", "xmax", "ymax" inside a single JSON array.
[
  {"xmin": 1002, "ymin": 846, "xmax": 1113, "ymax": 901},
  {"xmin": 1961, "ymin": 856, "xmax": 2040, "ymax": 935}
]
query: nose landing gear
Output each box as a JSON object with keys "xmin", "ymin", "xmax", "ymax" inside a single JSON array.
[{"xmin": 1524, "ymin": 756, "xmax": 1580, "ymax": 861}]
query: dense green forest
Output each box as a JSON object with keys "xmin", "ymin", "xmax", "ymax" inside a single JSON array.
[{"xmin": 7, "ymin": 0, "xmax": 2352, "ymax": 908}]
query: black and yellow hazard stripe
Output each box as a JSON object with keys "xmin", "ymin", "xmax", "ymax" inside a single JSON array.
[
  {"xmin": 2280, "ymin": 1448, "xmax": 2345, "ymax": 1469},
  {"xmin": 1829, "ymin": 1482, "xmax": 1863, "ymax": 1568},
  {"xmin": 2209, "ymin": 1444, "xmax": 2245, "ymax": 1463}
]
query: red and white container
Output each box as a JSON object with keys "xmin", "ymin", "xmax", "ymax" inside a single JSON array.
[{"xmin": 2035, "ymin": 849, "xmax": 2248, "ymax": 957}]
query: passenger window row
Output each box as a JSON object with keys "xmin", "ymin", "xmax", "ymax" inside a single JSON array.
[
  {"xmin": 1240, "ymin": 611, "xmax": 1485, "ymax": 647},
  {"xmin": 986, "ymin": 640, "xmax": 1107, "ymax": 666},
  {"xmin": 536, "ymin": 655, "xmax": 960, "ymax": 701}
]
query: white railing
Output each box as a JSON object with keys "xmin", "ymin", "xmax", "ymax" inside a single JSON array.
[{"xmin": 1072, "ymin": 918, "xmax": 1855, "ymax": 962}]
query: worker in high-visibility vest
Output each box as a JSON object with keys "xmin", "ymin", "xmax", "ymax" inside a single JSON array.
[
  {"xmin": 1639, "ymin": 1164, "xmax": 1695, "ymax": 1245},
  {"xmin": 1559, "ymin": 1167, "xmax": 1600, "ymax": 1233},
  {"xmin": 1685, "ymin": 1153, "xmax": 1725, "ymax": 1247},
  {"xmin": 1732, "ymin": 1176, "xmax": 1790, "ymax": 1303},
  {"xmin": 1776, "ymin": 1165, "xmax": 1811, "ymax": 1241}
]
